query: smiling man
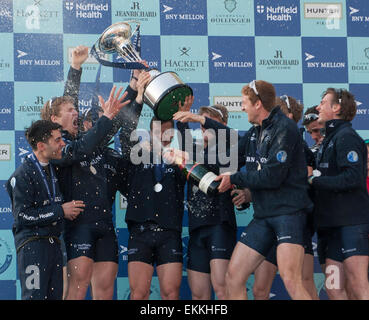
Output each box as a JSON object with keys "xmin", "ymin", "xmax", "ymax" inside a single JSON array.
[
  {"xmin": 216, "ymin": 80, "xmax": 313, "ymax": 300},
  {"xmin": 6, "ymin": 120, "xmax": 85, "ymax": 300},
  {"xmin": 311, "ymin": 88, "xmax": 369, "ymax": 300}
]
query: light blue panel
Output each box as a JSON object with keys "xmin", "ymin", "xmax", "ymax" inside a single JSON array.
[
  {"xmin": 255, "ymin": 36, "xmax": 302, "ymax": 83},
  {"xmin": 207, "ymin": 0, "xmax": 254, "ymax": 36},
  {"xmin": 0, "ymin": 33, "xmax": 14, "ymax": 81},
  {"xmin": 0, "ymin": 230, "xmax": 16, "ymax": 280},
  {"xmin": 300, "ymin": 0, "xmax": 347, "ymax": 37},
  {"xmin": 209, "ymin": 83, "xmax": 252, "ymax": 131},
  {"xmin": 13, "ymin": 0, "xmax": 63, "ymax": 33},
  {"xmin": 111, "ymin": 0, "xmax": 160, "ymax": 35},
  {"xmin": 347, "ymin": 37, "xmax": 369, "ymax": 83},
  {"xmin": 63, "ymin": 34, "xmax": 113, "ymax": 83},
  {"xmin": 302, "ymin": 83, "xmax": 349, "ymax": 111},
  {"xmin": 14, "ymin": 82, "xmax": 62, "ymax": 131},
  {"xmin": 160, "ymin": 35, "xmax": 209, "ymax": 83}
]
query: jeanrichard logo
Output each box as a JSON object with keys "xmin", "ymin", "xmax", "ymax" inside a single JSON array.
[{"xmin": 115, "ymin": 1, "xmax": 157, "ymax": 19}]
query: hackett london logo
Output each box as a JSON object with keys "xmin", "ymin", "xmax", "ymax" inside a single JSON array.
[
  {"xmin": 259, "ymin": 50, "xmax": 299, "ymax": 70},
  {"xmin": 15, "ymin": 0, "xmax": 59, "ymax": 30},
  {"xmin": 164, "ymin": 48, "xmax": 206, "ymax": 72},
  {"xmin": 115, "ymin": 1, "xmax": 157, "ymax": 19}
]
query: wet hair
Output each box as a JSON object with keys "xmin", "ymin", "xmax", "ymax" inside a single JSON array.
[
  {"xmin": 322, "ymin": 88, "xmax": 356, "ymax": 121},
  {"xmin": 25, "ymin": 120, "xmax": 62, "ymax": 150},
  {"xmin": 302, "ymin": 106, "xmax": 319, "ymax": 126},
  {"xmin": 199, "ymin": 104, "xmax": 229, "ymax": 124},
  {"xmin": 277, "ymin": 95, "xmax": 303, "ymax": 123},
  {"xmin": 149, "ymin": 116, "xmax": 174, "ymax": 131},
  {"xmin": 241, "ymin": 80, "xmax": 276, "ymax": 112},
  {"xmin": 40, "ymin": 96, "xmax": 75, "ymax": 121}
]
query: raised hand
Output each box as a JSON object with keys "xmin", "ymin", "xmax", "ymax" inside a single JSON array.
[
  {"xmin": 99, "ymin": 86, "xmax": 131, "ymax": 120},
  {"xmin": 135, "ymin": 71, "xmax": 152, "ymax": 104},
  {"xmin": 62, "ymin": 200, "xmax": 85, "ymax": 221},
  {"xmin": 130, "ymin": 60, "xmax": 149, "ymax": 91},
  {"xmin": 71, "ymin": 45, "xmax": 89, "ymax": 70},
  {"xmin": 178, "ymin": 95, "xmax": 194, "ymax": 112},
  {"xmin": 173, "ymin": 111, "xmax": 205, "ymax": 125}
]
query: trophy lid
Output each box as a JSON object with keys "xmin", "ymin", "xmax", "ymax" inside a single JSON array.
[{"xmin": 98, "ymin": 21, "xmax": 140, "ymax": 54}]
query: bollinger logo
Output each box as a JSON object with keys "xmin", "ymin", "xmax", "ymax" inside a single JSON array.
[{"xmin": 224, "ymin": 0, "xmax": 237, "ymax": 13}]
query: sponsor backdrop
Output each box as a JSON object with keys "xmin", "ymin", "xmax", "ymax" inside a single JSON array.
[{"xmin": 0, "ymin": 0, "xmax": 368, "ymax": 300}]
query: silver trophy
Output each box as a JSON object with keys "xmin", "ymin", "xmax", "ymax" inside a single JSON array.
[{"xmin": 95, "ymin": 21, "xmax": 193, "ymax": 121}]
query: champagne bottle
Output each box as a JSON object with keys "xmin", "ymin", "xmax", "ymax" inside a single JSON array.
[
  {"xmin": 232, "ymin": 185, "xmax": 250, "ymax": 211},
  {"xmin": 165, "ymin": 150, "xmax": 219, "ymax": 196}
]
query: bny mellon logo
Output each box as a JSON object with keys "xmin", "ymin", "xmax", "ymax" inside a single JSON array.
[
  {"xmin": 163, "ymin": 4, "xmax": 173, "ymax": 13},
  {"xmin": 349, "ymin": 7, "xmax": 359, "ymax": 15},
  {"xmin": 211, "ymin": 52, "xmax": 222, "ymax": 61},
  {"xmin": 305, "ymin": 52, "xmax": 315, "ymax": 61},
  {"xmin": 17, "ymin": 50, "xmax": 28, "ymax": 58}
]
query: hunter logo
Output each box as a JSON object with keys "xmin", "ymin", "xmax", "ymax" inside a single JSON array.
[
  {"xmin": 0, "ymin": 145, "xmax": 11, "ymax": 161},
  {"xmin": 224, "ymin": 0, "xmax": 237, "ymax": 13}
]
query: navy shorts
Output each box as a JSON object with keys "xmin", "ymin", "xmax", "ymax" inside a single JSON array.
[
  {"xmin": 317, "ymin": 224, "xmax": 369, "ymax": 265},
  {"xmin": 265, "ymin": 226, "xmax": 314, "ymax": 266},
  {"xmin": 128, "ymin": 222, "xmax": 183, "ymax": 266},
  {"xmin": 187, "ymin": 224, "xmax": 237, "ymax": 273},
  {"xmin": 64, "ymin": 220, "xmax": 118, "ymax": 263},
  {"xmin": 60, "ymin": 234, "xmax": 67, "ymax": 267},
  {"xmin": 17, "ymin": 238, "xmax": 63, "ymax": 300},
  {"xmin": 239, "ymin": 212, "xmax": 307, "ymax": 259}
]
